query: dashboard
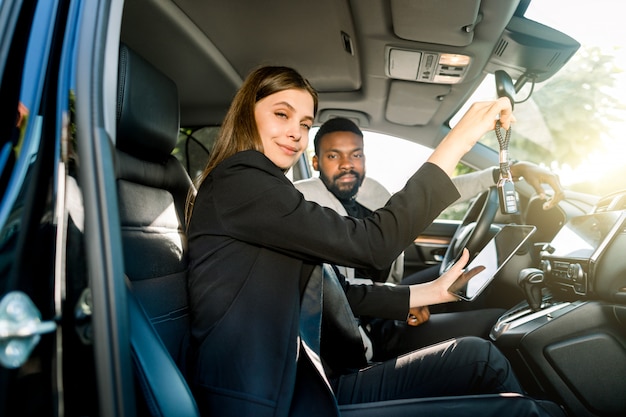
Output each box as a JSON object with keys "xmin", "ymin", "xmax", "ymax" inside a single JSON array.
[
  {"xmin": 491, "ymin": 189, "xmax": 626, "ymax": 417},
  {"xmin": 535, "ymin": 191, "xmax": 626, "ymax": 303}
]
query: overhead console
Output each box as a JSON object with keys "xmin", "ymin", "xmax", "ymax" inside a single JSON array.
[
  {"xmin": 385, "ymin": 0, "xmax": 504, "ymax": 86},
  {"xmin": 541, "ymin": 211, "xmax": 626, "ymax": 301},
  {"xmin": 386, "ymin": 48, "xmax": 472, "ymax": 84}
]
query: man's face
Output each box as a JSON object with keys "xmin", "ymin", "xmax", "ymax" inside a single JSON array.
[{"xmin": 313, "ymin": 131, "xmax": 365, "ymax": 201}]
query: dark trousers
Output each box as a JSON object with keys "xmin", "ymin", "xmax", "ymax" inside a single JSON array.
[
  {"xmin": 368, "ymin": 308, "xmax": 505, "ymax": 361},
  {"xmin": 332, "ymin": 337, "xmax": 565, "ymax": 417},
  {"xmin": 332, "ymin": 337, "xmax": 521, "ymax": 401},
  {"xmin": 338, "ymin": 394, "xmax": 565, "ymax": 417}
]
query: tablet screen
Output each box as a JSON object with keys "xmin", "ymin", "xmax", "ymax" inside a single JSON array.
[{"xmin": 448, "ymin": 225, "xmax": 536, "ymax": 301}]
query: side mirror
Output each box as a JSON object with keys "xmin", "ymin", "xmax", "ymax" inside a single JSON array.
[{"xmin": 495, "ymin": 70, "xmax": 515, "ymax": 110}]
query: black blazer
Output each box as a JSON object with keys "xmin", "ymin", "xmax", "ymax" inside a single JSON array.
[{"xmin": 187, "ymin": 150, "xmax": 459, "ymax": 417}]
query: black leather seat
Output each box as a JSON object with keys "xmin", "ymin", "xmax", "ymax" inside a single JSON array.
[{"xmin": 115, "ymin": 43, "xmax": 199, "ymax": 417}]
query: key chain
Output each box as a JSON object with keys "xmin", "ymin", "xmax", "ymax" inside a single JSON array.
[{"xmin": 495, "ymin": 120, "xmax": 518, "ymax": 214}]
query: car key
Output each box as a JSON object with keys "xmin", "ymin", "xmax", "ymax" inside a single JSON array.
[
  {"xmin": 498, "ymin": 176, "xmax": 518, "ymax": 214},
  {"xmin": 495, "ymin": 120, "xmax": 518, "ymax": 214}
]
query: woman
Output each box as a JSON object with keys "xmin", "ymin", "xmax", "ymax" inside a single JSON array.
[{"xmin": 186, "ymin": 66, "xmax": 554, "ymax": 417}]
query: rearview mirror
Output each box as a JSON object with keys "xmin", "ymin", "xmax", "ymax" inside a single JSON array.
[{"xmin": 495, "ymin": 70, "xmax": 515, "ymax": 110}]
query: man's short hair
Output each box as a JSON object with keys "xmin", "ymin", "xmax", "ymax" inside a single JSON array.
[{"xmin": 313, "ymin": 117, "xmax": 363, "ymax": 155}]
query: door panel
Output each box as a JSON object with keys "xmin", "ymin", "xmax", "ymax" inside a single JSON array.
[{"xmin": 403, "ymin": 220, "xmax": 459, "ymax": 277}]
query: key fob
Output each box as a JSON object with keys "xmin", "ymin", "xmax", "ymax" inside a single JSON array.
[{"xmin": 497, "ymin": 177, "xmax": 518, "ymax": 214}]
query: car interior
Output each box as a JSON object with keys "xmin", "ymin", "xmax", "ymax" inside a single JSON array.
[
  {"xmin": 113, "ymin": 1, "xmax": 626, "ymax": 416},
  {"xmin": 1, "ymin": 0, "xmax": 626, "ymax": 416}
]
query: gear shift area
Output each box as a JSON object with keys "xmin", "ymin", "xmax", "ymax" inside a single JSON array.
[
  {"xmin": 489, "ymin": 268, "xmax": 574, "ymax": 341},
  {"xmin": 518, "ymin": 267, "xmax": 545, "ymax": 311}
]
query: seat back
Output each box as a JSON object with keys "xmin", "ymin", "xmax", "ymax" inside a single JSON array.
[{"xmin": 115, "ymin": 43, "xmax": 198, "ymax": 416}]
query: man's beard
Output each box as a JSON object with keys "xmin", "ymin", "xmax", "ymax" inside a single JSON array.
[{"xmin": 320, "ymin": 171, "xmax": 364, "ymax": 201}]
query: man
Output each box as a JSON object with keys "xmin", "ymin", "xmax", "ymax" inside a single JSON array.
[{"xmin": 294, "ymin": 117, "xmax": 564, "ymax": 361}]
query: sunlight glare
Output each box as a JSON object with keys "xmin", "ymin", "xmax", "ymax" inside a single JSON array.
[{"xmin": 525, "ymin": 0, "xmax": 626, "ymax": 188}]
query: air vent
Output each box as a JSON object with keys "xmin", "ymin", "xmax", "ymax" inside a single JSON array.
[
  {"xmin": 493, "ymin": 39, "xmax": 509, "ymax": 57},
  {"xmin": 546, "ymin": 52, "xmax": 562, "ymax": 68}
]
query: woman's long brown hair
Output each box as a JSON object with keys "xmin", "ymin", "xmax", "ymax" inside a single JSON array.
[{"xmin": 185, "ymin": 66, "xmax": 318, "ymax": 227}]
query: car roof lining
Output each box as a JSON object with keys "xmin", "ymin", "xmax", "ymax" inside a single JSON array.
[{"xmin": 119, "ymin": 0, "xmax": 577, "ymax": 150}]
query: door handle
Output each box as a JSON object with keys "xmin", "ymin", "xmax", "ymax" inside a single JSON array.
[{"xmin": 0, "ymin": 291, "xmax": 57, "ymax": 368}]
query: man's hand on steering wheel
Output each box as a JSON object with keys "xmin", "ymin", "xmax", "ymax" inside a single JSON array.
[{"xmin": 510, "ymin": 161, "xmax": 564, "ymax": 210}]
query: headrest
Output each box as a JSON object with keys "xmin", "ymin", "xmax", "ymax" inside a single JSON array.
[{"xmin": 116, "ymin": 44, "xmax": 180, "ymax": 163}]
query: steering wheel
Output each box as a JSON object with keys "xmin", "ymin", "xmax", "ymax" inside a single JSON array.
[{"xmin": 439, "ymin": 187, "xmax": 500, "ymax": 275}]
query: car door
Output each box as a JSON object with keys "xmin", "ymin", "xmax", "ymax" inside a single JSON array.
[
  {"xmin": 402, "ymin": 217, "xmax": 461, "ymax": 277},
  {"xmin": 0, "ymin": 1, "xmax": 69, "ymax": 414},
  {"xmin": 0, "ymin": 1, "xmax": 135, "ymax": 416}
]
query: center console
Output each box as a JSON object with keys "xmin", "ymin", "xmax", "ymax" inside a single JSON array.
[
  {"xmin": 489, "ymin": 297, "xmax": 573, "ymax": 341},
  {"xmin": 540, "ymin": 211, "xmax": 626, "ymax": 299},
  {"xmin": 488, "ymin": 210, "xmax": 626, "ymax": 417}
]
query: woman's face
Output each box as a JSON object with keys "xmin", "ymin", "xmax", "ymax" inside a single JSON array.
[{"xmin": 254, "ymin": 88, "xmax": 314, "ymax": 170}]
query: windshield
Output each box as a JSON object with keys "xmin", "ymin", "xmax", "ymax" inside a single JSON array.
[
  {"xmin": 306, "ymin": 1, "xmax": 626, "ymax": 198},
  {"xmin": 453, "ymin": 0, "xmax": 626, "ymax": 195}
]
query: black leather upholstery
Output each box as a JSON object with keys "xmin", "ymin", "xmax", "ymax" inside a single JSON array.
[
  {"xmin": 127, "ymin": 282, "xmax": 199, "ymax": 417},
  {"xmin": 115, "ymin": 43, "xmax": 199, "ymax": 417},
  {"xmin": 339, "ymin": 394, "xmax": 567, "ymax": 416}
]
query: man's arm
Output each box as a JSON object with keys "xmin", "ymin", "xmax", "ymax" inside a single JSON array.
[
  {"xmin": 452, "ymin": 162, "xmax": 564, "ymax": 208},
  {"xmin": 451, "ymin": 168, "xmax": 495, "ymax": 203}
]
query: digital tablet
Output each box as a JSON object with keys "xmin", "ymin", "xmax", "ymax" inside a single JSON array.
[{"xmin": 447, "ymin": 224, "xmax": 537, "ymax": 301}]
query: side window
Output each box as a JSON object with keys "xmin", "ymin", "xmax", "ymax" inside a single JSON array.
[
  {"xmin": 438, "ymin": 185, "xmax": 472, "ymax": 220},
  {"xmin": 0, "ymin": 1, "xmax": 60, "ymax": 297},
  {"xmin": 174, "ymin": 126, "xmax": 220, "ymax": 181},
  {"xmin": 304, "ymin": 127, "xmax": 475, "ymax": 220},
  {"xmin": 173, "ymin": 125, "xmax": 475, "ymax": 221}
]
